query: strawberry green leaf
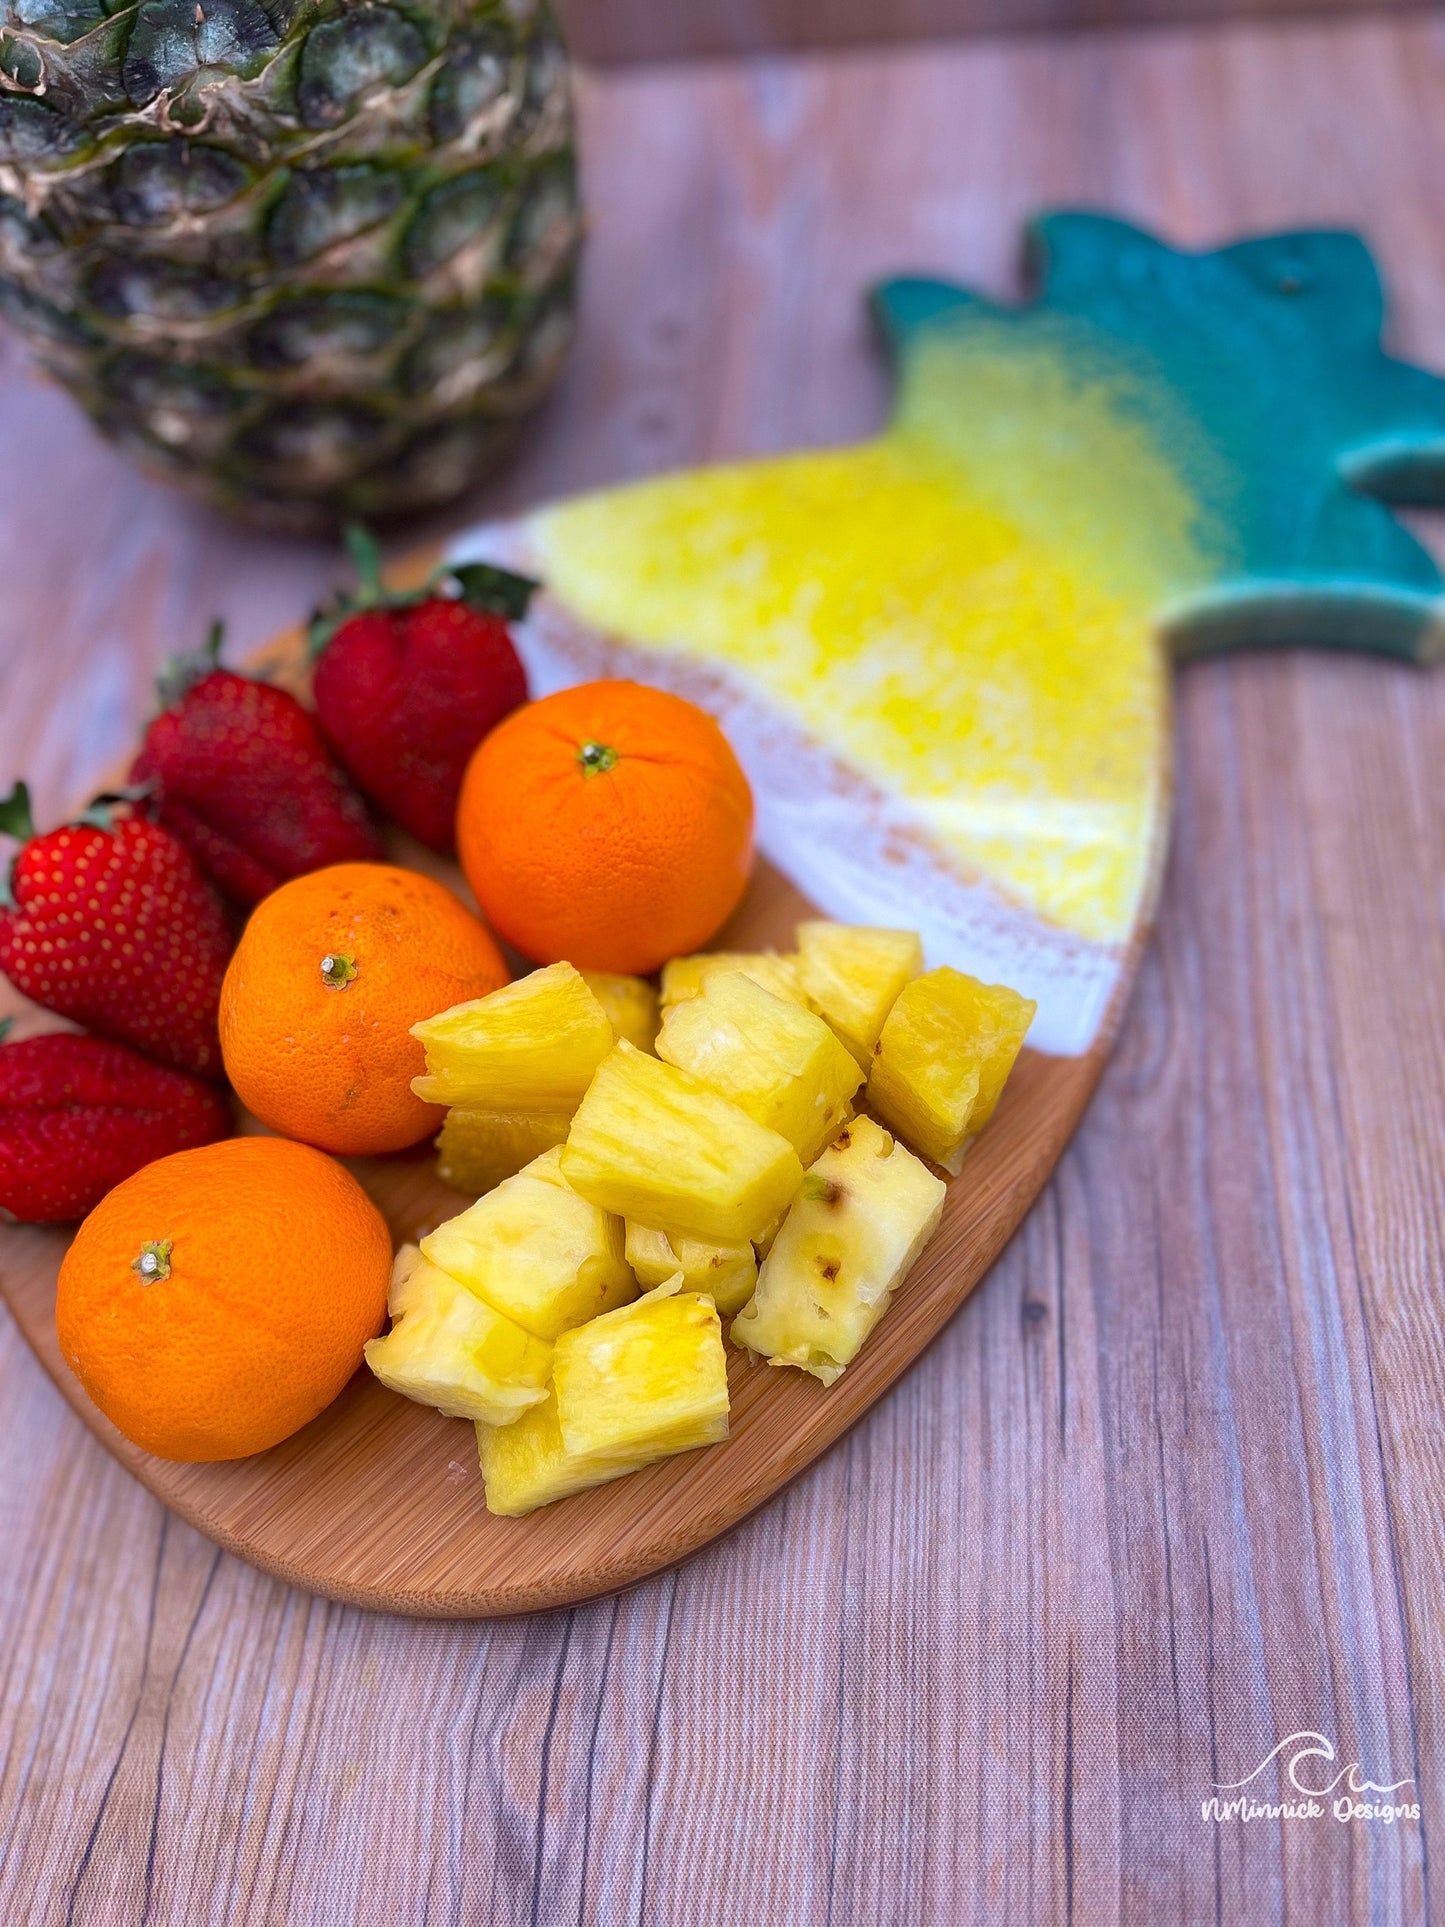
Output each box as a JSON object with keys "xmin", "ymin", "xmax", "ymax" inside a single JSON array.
[
  {"xmin": 344, "ymin": 523, "xmax": 384, "ymax": 601},
  {"xmin": 309, "ymin": 534, "xmax": 540, "ymax": 657},
  {"xmin": 448, "ymin": 562, "xmax": 540, "ymax": 622},
  {"xmin": 0, "ymin": 780, "xmax": 36, "ymax": 846},
  {"xmin": 0, "ymin": 781, "xmax": 34, "ymax": 910},
  {"xmin": 76, "ymin": 782, "xmax": 155, "ymax": 832},
  {"xmin": 157, "ymin": 620, "xmax": 226, "ymax": 710}
]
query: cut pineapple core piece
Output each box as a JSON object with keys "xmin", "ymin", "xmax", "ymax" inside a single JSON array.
[
  {"xmin": 867, "ymin": 967, "xmax": 1036, "ymax": 1174},
  {"xmin": 421, "ymin": 1146, "xmax": 635, "ymax": 1341},
  {"xmin": 659, "ymin": 950, "xmax": 803, "ymax": 1011},
  {"xmin": 364, "ymin": 1246, "xmax": 552, "ymax": 1426},
  {"xmin": 626, "ymin": 1221, "xmax": 757, "ymax": 1317},
  {"xmin": 476, "ymin": 1392, "xmax": 636, "ymax": 1517},
  {"xmin": 581, "ymin": 971, "xmax": 660, "ymax": 1053},
  {"xmin": 411, "ymin": 961, "xmax": 613, "ymax": 1111},
  {"xmin": 733, "ymin": 1116, "xmax": 945, "ymax": 1385},
  {"xmin": 554, "ymin": 1288, "xmax": 730, "ymax": 1463},
  {"xmin": 435, "ymin": 1107, "xmax": 571, "ymax": 1196},
  {"xmin": 656, "ymin": 969, "xmax": 862, "ymax": 1163},
  {"xmin": 796, "ymin": 921, "xmax": 924, "ymax": 1068},
  {"xmin": 562, "ymin": 1041, "xmax": 803, "ymax": 1245}
]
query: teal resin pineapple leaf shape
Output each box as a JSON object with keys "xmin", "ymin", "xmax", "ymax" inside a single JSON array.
[{"xmin": 876, "ymin": 211, "xmax": 1445, "ymax": 658}]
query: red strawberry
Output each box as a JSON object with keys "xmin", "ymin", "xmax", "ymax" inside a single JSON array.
[
  {"xmin": 130, "ymin": 623, "xmax": 381, "ymax": 905},
  {"xmin": 310, "ymin": 530, "xmax": 533, "ymax": 853},
  {"xmin": 0, "ymin": 785, "xmax": 232, "ymax": 1078},
  {"xmin": 0, "ymin": 1024, "xmax": 230, "ymax": 1222}
]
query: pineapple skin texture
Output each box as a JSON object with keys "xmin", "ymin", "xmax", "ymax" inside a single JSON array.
[
  {"xmin": 413, "ymin": 962, "xmax": 613, "ymax": 1112},
  {"xmin": 659, "ymin": 952, "xmax": 804, "ymax": 1011},
  {"xmin": 796, "ymin": 922, "xmax": 924, "ymax": 1069},
  {"xmin": 553, "ymin": 1289, "xmax": 730, "ymax": 1462},
  {"xmin": 625, "ymin": 1221, "xmax": 757, "ymax": 1317},
  {"xmin": 364, "ymin": 1246, "xmax": 552, "ymax": 1425},
  {"xmin": 0, "ymin": 0, "xmax": 580, "ymax": 529},
  {"xmin": 476, "ymin": 1391, "xmax": 635, "ymax": 1517},
  {"xmin": 867, "ymin": 967, "xmax": 1036, "ymax": 1174},
  {"xmin": 435, "ymin": 1107, "xmax": 571, "ymax": 1196},
  {"xmin": 581, "ymin": 972, "xmax": 660, "ymax": 1053},
  {"xmin": 656, "ymin": 968, "xmax": 862, "ymax": 1164},
  {"xmin": 420, "ymin": 1146, "xmax": 635, "ymax": 1340},
  {"xmin": 733, "ymin": 1116, "xmax": 945, "ymax": 1384},
  {"xmin": 561, "ymin": 1041, "xmax": 804, "ymax": 1246}
]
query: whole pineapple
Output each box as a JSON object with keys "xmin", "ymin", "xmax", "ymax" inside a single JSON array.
[{"xmin": 0, "ymin": 0, "xmax": 579, "ymax": 527}]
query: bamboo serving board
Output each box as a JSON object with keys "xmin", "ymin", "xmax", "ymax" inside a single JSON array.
[
  {"xmin": 0, "ymin": 863, "xmax": 1108, "ymax": 1619},
  {"xmin": 3, "ymin": 212, "xmax": 1439, "ymax": 1616}
]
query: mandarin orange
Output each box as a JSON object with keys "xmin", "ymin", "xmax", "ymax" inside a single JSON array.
[
  {"xmin": 456, "ymin": 681, "xmax": 754, "ymax": 975},
  {"xmin": 56, "ymin": 1135, "xmax": 391, "ymax": 1461},
  {"xmin": 220, "ymin": 862, "xmax": 508, "ymax": 1155}
]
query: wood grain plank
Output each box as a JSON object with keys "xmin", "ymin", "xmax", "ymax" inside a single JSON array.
[
  {"xmin": 0, "ymin": 13, "xmax": 1442, "ymax": 1923},
  {"xmin": 558, "ymin": 0, "xmax": 1440, "ymax": 67}
]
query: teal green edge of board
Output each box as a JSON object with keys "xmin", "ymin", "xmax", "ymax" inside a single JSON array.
[{"xmin": 872, "ymin": 211, "xmax": 1445, "ymax": 663}]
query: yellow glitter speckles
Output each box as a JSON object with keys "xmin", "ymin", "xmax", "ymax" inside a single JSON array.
[{"xmin": 533, "ymin": 421, "xmax": 1175, "ymax": 943}]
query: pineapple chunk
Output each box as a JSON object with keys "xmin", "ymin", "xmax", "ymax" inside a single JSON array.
[
  {"xmin": 554, "ymin": 1287, "xmax": 729, "ymax": 1462},
  {"xmin": 581, "ymin": 971, "xmax": 660, "ymax": 1053},
  {"xmin": 476, "ymin": 1392, "xmax": 636, "ymax": 1517},
  {"xmin": 435, "ymin": 1107, "xmax": 571, "ymax": 1195},
  {"xmin": 411, "ymin": 961, "xmax": 613, "ymax": 1111},
  {"xmin": 753, "ymin": 1211, "xmax": 786, "ymax": 1260},
  {"xmin": 364, "ymin": 1246, "xmax": 552, "ymax": 1425},
  {"xmin": 656, "ymin": 969, "xmax": 862, "ymax": 1163},
  {"xmin": 421, "ymin": 1146, "xmax": 635, "ymax": 1340},
  {"xmin": 626, "ymin": 1221, "xmax": 757, "ymax": 1317},
  {"xmin": 562, "ymin": 1041, "xmax": 803, "ymax": 1245},
  {"xmin": 796, "ymin": 921, "xmax": 924, "ymax": 1068},
  {"xmin": 733, "ymin": 1116, "xmax": 945, "ymax": 1384},
  {"xmin": 659, "ymin": 950, "xmax": 804, "ymax": 1011},
  {"xmin": 867, "ymin": 967, "xmax": 1036, "ymax": 1173}
]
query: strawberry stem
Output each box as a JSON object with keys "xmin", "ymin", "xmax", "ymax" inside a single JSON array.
[{"xmin": 0, "ymin": 1018, "xmax": 12, "ymax": 1044}]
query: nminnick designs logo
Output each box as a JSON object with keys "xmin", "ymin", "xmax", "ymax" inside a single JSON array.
[{"xmin": 1203, "ymin": 1732, "xmax": 1420, "ymax": 1826}]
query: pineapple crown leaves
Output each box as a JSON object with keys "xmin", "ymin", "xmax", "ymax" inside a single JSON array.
[
  {"xmin": 307, "ymin": 523, "xmax": 541, "ymax": 658},
  {"xmin": 870, "ymin": 211, "xmax": 1445, "ymax": 661},
  {"xmin": 0, "ymin": 777, "xmax": 155, "ymax": 908}
]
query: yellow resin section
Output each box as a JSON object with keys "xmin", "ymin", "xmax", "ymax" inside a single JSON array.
[{"xmin": 531, "ymin": 331, "xmax": 1209, "ymax": 944}]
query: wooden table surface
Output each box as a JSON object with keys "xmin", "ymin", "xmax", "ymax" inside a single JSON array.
[{"xmin": 2, "ymin": 14, "xmax": 1443, "ymax": 1924}]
